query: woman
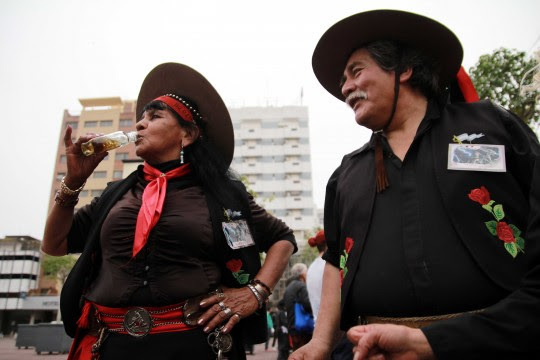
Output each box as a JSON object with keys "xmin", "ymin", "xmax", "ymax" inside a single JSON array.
[{"xmin": 42, "ymin": 63, "xmax": 296, "ymax": 359}]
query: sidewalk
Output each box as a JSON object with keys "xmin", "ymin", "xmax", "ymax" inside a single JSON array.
[{"xmin": 0, "ymin": 336, "xmax": 278, "ymax": 359}]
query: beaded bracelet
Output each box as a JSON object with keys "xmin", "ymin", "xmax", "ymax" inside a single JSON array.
[
  {"xmin": 60, "ymin": 176, "xmax": 86, "ymax": 196},
  {"xmin": 54, "ymin": 190, "xmax": 79, "ymax": 208},
  {"xmin": 247, "ymin": 283, "xmax": 265, "ymax": 309}
]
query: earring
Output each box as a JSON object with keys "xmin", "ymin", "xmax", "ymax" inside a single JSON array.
[{"xmin": 180, "ymin": 143, "xmax": 184, "ymax": 164}]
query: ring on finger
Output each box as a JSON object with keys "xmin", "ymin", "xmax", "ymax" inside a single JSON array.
[
  {"xmin": 218, "ymin": 301, "xmax": 227, "ymax": 311},
  {"xmin": 232, "ymin": 313, "xmax": 241, "ymax": 321},
  {"xmin": 223, "ymin": 307, "xmax": 232, "ymax": 317}
]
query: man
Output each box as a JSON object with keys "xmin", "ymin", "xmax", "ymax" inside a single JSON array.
[
  {"xmin": 291, "ymin": 9, "xmax": 540, "ymax": 360},
  {"xmin": 306, "ymin": 230, "xmax": 327, "ymax": 322},
  {"xmin": 283, "ymin": 263, "xmax": 313, "ymax": 351}
]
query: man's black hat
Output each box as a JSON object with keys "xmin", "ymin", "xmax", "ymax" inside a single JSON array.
[{"xmin": 312, "ymin": 9, "xmax": 463, "ymax": 101}]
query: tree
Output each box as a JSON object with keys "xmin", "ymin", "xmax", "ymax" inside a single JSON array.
[
  {"xmin": 469, "ymin": 48, "xmax": 539, "ymax": 125},
  {"xmin": 41, "ymin": 254, "xmax": 77, "ymax": 287}
]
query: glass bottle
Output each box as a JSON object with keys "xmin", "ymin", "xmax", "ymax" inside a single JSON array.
[{"xmin": 81, "ymin": 131, "xmax": 137, "ymax": 156}]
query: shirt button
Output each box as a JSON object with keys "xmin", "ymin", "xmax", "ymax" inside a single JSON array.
[
  {"xmin": 143, "ymin": 280, "xmax": 148, "ymax": 286},
  {"xmin": 145, "ymin": 265, "xmax": 150, "ymax": 271}
]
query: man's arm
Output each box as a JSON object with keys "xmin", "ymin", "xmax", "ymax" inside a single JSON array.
[{"xmin": 289, "ymin": 263, "xmax": 342, "ymax": 360}]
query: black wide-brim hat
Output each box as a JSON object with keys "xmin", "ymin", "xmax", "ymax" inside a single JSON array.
[
  {"xmin": 136, "ymin": 62, "xmax": 234, "ymax": 166},
  {"xmin": 312, "ymin": 9, "xmax": 463, "ymax": 101}
]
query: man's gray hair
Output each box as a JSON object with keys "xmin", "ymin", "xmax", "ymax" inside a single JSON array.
[{"xmin": 290, "ymin": 263, "xmax": 308, "ymax": 279}]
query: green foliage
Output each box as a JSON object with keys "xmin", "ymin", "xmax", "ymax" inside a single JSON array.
[
  {"xmin": 469, "ymin": 48, "xmax": 539, "ymax": 125},
  {"xmin": 41, "ymin": 254, "xmax": 77, "ymax": 286}
]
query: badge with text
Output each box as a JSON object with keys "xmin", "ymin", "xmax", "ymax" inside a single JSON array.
[
  {"xmin": 448, "ymin": 144, "xmax": 506, "ymax": 172},
  {"xmin": 222, "ymin": 209, "xmax": 255, "ymax": 249}
]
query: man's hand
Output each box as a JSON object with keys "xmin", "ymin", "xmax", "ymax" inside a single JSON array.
[
  {"xmin": 347, "ymin": 324, "xmax": 434, "ymax": 360},
  {"xmin": 289, "ymin": 339, "xmax": 333, "ymax": 360}
]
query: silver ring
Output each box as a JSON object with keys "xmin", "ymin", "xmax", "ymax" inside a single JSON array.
[
  {"xmin": 218, "ymin": 301, "xmax": 227, "ymax": 311},
  {"xmin": 223, "ymin": 307, "xmax": 232, "ymax": 316}
]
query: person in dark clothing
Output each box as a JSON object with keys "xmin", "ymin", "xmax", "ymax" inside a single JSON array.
[
  {"xmin": 291, "ymin": 9, "xmax": 540, "ymax": 360},
  {"xmin": 283, "ymin": 263, "xmax": 313, "ymax": 351},
  {"xmin": 274, "ymin": 299, "xmax": 291, "ymax": 360},
  {"xmin": 42, "ymin": 63, "xmax": 296, "ymax": 360}
]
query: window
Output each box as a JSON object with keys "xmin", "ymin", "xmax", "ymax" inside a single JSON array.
[
  {"xmin": 91, "ymin": 189, "xmax": 103, "ymax": 197},
  {"xmin": 79, "ymin": 190, "xmax": 89, "ymax": 197},
  {"xmin": 93, "ymin": 171, "xmax": 106, "ymax": 178},
  {"xmin": 56, "ymin": 172, "xmax": 65, "ymax": 181},
  {"xmin": 120, "ymin": 119, "xmax": 133, "ymax": 127},
  {"xmin": 66, "ymin": 121, "xmax": 78, "ymax": 129},
  {"xmin": 85, "ymin": 121, "xmax": 98, "ymax": 128},
  {"xmin": 100, "ymin": 120, "xmax": 113, "ymax": 127},
  {"xmin": 60, "ymin": 155, "xmax": 67, "ymax": 163},
  {"xmin": 113, "ymin": 170, "xmax": 123, "ymax": 179},
  {"xmin": 116, "ymin": 153, "xmax": 129, "ymax": 161}
]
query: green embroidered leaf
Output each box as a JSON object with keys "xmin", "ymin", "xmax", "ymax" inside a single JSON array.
[
  {"xmin": 343, "ymin": 267, "xmax": 348, "ymax": 279},
  {"xmin": 482, "ymin": 204, "xmax": 493, "ymax": 212},
  {"xmin": 509, "ymin": 224, "xmax": 521, "ymax": 237},
  {"xmin": 340, "ymin": 255, "xmax": 346, "ymax": 269},
  {"xmin": 485, "ymin": 221, "xmax": 498, "ymax": 236},
  {"xmin": 516, "ymin": 237, "xmax": 525, "ymax": 251},
  {"xmin": 504, "ymin": 242, "xmax": 518, "ymax": 258},
  {"xmin": 488, "ymin": 200, "xmax": 495, "ymax": 207},
  {"xmin": 493, "ymin": 204, "xmax": 505, "ymax": 221},
  {"xmin": 237, "ymin": 274, "xmax": 250, "ymax": 284}
]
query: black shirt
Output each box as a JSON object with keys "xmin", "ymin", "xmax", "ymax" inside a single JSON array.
[{"xmin": 345, "ymin": 101, "xmax": 507, "ymax": 319}]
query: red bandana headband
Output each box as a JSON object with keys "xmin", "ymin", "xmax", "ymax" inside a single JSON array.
[{"xmin": 154, "ymin": 94, "xmax": 199, "ymax": 124}]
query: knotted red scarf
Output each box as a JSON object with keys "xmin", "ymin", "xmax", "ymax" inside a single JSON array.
[{"xmin": 133, "ymin": 162, "xmax": 191, "ymax": 257}]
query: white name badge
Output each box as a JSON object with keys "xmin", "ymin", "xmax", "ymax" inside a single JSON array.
[
  {"xmin": 448, "ymin": 144, "xmax": 506, "ymax": 172},
  {"xmin": 222, "ymin": 220, "xmax": 255, "ymax": 249}
]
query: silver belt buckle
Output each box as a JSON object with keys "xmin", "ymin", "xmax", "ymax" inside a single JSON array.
[{"xmin": 124, "ymin": 307, "xmax": 153, "ymax": 338}]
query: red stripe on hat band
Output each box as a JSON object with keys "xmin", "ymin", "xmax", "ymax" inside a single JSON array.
[{"xmin": 154, "ymin": 95, "xmax": 195, "ymax": 123}]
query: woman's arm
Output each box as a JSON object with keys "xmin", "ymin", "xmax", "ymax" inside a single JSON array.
[
  {"xmin": 41, "ymin": 126, "xmax": 106, "ymax": 256},
  {"xmin": 198, "ymin": 240, "xmax": 294, "ymax": 334}
]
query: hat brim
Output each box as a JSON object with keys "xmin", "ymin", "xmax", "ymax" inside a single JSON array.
[
  {"xmin": 136, "ymin": 63, "xmax": 234, "ymax": 166},
  {"xmin": 312, "ymin": 10, "xmax": 463, "ymax": 101}
]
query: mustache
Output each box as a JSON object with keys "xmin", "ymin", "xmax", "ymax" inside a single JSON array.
[{"xmin": 345, "ymin": 90, "xmax": 368, "ymax": 108}]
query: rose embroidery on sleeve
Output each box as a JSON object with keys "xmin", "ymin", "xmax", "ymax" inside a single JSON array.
[
  {"xmin": 339, "ymin": 237, "xmax": 354, "ymax": 285},
  {"xmin": 226, "ymin": 259, "xmax": 249, "ymax": 284},
  {"xmin": 468, "ymin": 186, "xmax": 525, "ymax": 258}
]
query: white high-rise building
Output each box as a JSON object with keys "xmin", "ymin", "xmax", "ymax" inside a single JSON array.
[{"xmin": 230, "ymin": 106, "xmax": 319, "ymax": 247}]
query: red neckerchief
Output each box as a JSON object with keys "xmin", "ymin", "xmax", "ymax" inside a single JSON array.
[{"xmin": 132, "ymin": 162, "xmax": 191, "ymax": 257}]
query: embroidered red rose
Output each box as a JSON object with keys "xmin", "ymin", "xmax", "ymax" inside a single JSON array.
[
  {"xmin": 496, "ymin": 222, "xmax": 516, "ymax": 243},
  {"xmin": 226, "ymin": 259, "xmax": 243, "ymax": 273},
  {"xmin": 468, "ymin": 186, "xmax": 491, "ymax": 205},
  {"xmin": 339, "ymin": 269, "xmax": 344, "ymax": 285},
  {"xmin": 345, "ymin": 237, "xmax": 354, "ymax": 253}
]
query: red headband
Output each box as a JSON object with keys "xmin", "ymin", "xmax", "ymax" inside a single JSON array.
[{"xmin": 154, "ymin": 95, "xmax": 195, "ymax": 123}]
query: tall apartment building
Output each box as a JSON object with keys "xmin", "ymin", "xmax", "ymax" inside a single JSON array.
[{"xmin": 230, "ymin": 106, "xmax": 319, "ymax": 245}]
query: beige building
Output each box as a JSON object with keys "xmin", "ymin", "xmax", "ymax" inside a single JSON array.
[{"xmin": 48, "ymin": 97, "xmax": 138, "ymax": 213}]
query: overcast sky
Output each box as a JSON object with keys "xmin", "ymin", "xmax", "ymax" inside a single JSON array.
[{"xmin": 1, "ymin": 0, "xmax": 539, "ymax": 239}]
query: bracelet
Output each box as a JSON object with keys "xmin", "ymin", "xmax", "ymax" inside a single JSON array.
[
  {"xmin": 60, "ymin": 176, "xmax": 86, "ymax": 196},
  {"xmin": 54, "ymin": 190, "xmax": 79, "ymax": 208},
  {"xmin": 252, "ymin": 279, "xmax": 272, "ymax": 295},
  {"xmin": 247, "ymin": 283, "xmax": 264, "ymax": 309}
]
